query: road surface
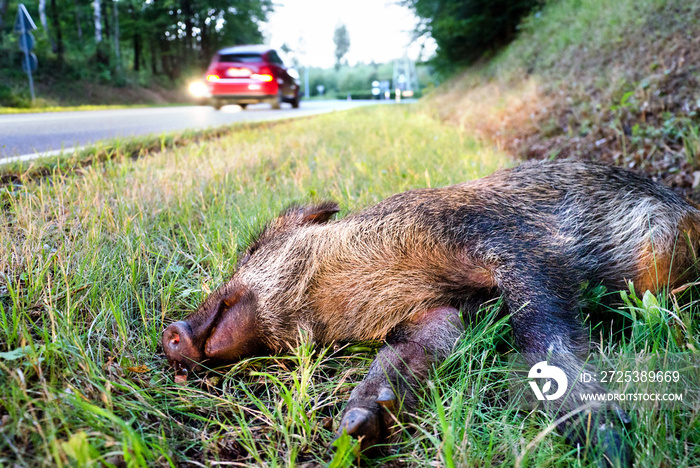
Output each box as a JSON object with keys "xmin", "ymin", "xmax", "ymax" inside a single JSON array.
[{"xmin": 0, "ymin": 100, "xmax": 394, "ymax": 161}]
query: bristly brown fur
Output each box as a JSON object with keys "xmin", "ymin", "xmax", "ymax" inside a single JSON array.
[{"xmin": 230, "ymin": 160, "xmax": 699, "ymax": 352}]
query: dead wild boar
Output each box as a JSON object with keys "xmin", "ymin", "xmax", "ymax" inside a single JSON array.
[{"xmin": 162, "ymin": 160, "xmax": 700, "ymax": 464}]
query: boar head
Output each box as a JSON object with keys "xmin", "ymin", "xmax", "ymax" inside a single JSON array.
[{"xmin": 162, "ymin": 201, "xmax": 339, "ymax": 380}]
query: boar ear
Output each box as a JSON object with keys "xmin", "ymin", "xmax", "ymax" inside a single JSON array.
[{"xmin": 280, "ymin": 201, "xmax": 339, "ymax": 226}]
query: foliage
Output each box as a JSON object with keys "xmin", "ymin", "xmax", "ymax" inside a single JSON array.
[
  {"xmin": 332, "ymin": 23, "xmax": 350, "ymax": 70},
  {"xmin": 304, "ymin": 61, "xmax": 436, "ymax": 98},
  {"xmin": 0, "ymin": 0, "xmax": 273, "ymax": 105},
  {"xmin": 402, "ymin": 0, "xmax": 544, "ymax": 73}
]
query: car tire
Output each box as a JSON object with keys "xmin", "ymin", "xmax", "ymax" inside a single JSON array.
[
  {"xmin": 239, "ymin": 104, "xmax": 248, "ymax": 110},
  {"xmin": 271, "ymin": 92, "xmax": 282, "ymax": 110},
  {"xmin": 291, "ymin": 95, "xmax": 300, "ymax": 109},
  {"xmin": 213, "ymin": 100, "xmax": 223, "ymax": 110}
]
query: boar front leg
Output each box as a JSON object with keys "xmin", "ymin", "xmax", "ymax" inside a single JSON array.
[
  {"xmin": 502, "ymin": 267, "xmax": 632, "ymax": 467},
  {"xmin": 334, "ymin": 306, "xmax": 464, "ymax": 450}
]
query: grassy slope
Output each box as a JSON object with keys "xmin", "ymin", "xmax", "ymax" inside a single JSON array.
[{"xmin": 425, "ymin": 0, "xmax": 700, "ymax": 199}]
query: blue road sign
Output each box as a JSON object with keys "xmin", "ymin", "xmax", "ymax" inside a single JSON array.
[
  {"xmin": 19, "ymin": 32, "xmax": 35, "ymax": 53},
  {"xmin": 14, "ymin": 4, "xmax": 37, "ymax": 33},
  {"xmin": 21, "ymin": 53, "xmax": 38, "ymax": 73}
]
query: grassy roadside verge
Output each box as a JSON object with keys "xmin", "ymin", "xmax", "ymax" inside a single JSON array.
[
  {"xmin": 0, "ymin": 114, "xmax": 327, "ymax": 186},
  {"xmin": 0, "ymin": 103, "xmax": 193, "ymax": 115},
  {"xmin": 1, "ymin": 104, "xmax": 698, "ymax": 467},
  {"xmin": 0, "ymin": 106, "xmax": 510, "ymax": 466}
]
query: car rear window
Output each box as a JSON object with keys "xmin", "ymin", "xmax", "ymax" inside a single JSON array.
[{"xmin": 218, "ymin": 53, "xmax": 263, "ymax": 63}]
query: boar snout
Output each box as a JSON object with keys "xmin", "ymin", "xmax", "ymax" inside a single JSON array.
[
  {"xmin": 162, "ymin": 284, "xmax": 266, "ymax": 381},
  {"xmin": 162, "ymin": 321, "xmax": 205, "ymax": 375}
]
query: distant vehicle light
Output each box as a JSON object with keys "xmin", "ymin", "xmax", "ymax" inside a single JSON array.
[
  {"xmin": 403, "ymin": 90, "xmax": 414, "ymax": 97},
  {"xmin": 206, "ymin": 74, "xmax": 220, "ymax": 82},
  {"xmin": 188, "ymin": 81, "xmax": 211, "ymax": 98},
  {"xmin": 251, "ymin": 73, "xmax": 274, "ymax": 82}
]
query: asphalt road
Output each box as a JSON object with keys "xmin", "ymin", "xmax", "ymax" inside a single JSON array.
[{"xmin": 0, "ymin": 99, "xmax": 393, "ymax": 161}]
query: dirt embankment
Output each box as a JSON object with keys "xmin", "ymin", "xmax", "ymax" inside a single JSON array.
[
  {"xmin": 38, "ymin": 80, "xmax": 189, "ymax": 106},
  {"xmin": 427, "ymin": 1, "xmax": 700, "ymax": 201}
]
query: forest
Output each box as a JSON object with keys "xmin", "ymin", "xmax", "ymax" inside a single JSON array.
[{"xmin": 0, "ymin": 0, "xmax": 272, "ymax": 86}]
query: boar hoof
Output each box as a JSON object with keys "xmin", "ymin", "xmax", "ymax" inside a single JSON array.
[
  {"xmin": 334, "ymin": 406, "xmax": 384, "ymax": 451},
  {"xmin": 376, "ymin": 387, "xmax": 397, "ymax": 413}
]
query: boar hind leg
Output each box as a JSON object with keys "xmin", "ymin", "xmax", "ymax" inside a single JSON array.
[
  {"xmin": 335, "ymin": 306, "xmax": 464, "ymax": 451},
  {"xmin": 503, "ymin": 269, "xmax": 632, "ymax": 467}
]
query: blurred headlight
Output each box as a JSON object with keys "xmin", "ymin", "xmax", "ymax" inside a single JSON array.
[{"xmin": 188, "ymin": 81, "xmax": 211, "ymax": 98}]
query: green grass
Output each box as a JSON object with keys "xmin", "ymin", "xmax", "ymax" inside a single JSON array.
[
  {"xmin": 0, "ymin": 105, "xmax": 501, "ymax": 466},
  {"xmin": 0, "ymin": 103, "xmax": 192, "ymax": 115},
  {"xmin": 1, "ymin": 105, "xmax": 699, "ymax": 467},
  {"xmin": 491, "ymin": 0, "xmax": 673, "ymax": 78}
]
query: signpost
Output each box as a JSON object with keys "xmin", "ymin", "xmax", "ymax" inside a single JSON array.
[{"xmin": 14, "ymin": 4, "xmax": 38, "ymax": 101}]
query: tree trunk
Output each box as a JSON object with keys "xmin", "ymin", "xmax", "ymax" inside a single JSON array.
[
  {"xmin": 0, "ymin": 0, "xmax": 8, "ymax": 34},
  {"xmin": 93, "ymin": 0, "xmax": 102, "ymax": 43},
  {"xmin": 49, "ymin": 0, "xmax": 64, "ymax": 65},
  {"xmin": 101, "ymin": 0, "xmax": 110, "ymax": 40},
  {"xmin": 200, "ymin": 14, "xmax": 209, "ymax": 64},
  {"xmin": 149, "ymin": 36, "xmax": 157, "ymax": 74},
  {"xmin": 39, "ymin": 0, "xmax": 57, "ymax": 52},
  {"xmin": 133, "ymin": 33, "xmax": 141, "ymax": 71},
  {"xmin": 113, "ymin": 0, "xmax": 120, "ymax": 66},
  {"xmin": 160, "ymin": 39, "xmax": 171, "ymax": 79},
  {"xmin": 74, "ymin": 0, "xmax": 83, "ymax": 40},
  {"xmin": 182, "ymin": 0, "xmax": 193, "ymax": 67}
]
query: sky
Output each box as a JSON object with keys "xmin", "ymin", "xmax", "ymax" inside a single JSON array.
[{"xmin": 260, "ymin": 0, "xmax": 436, "ymax": 69}]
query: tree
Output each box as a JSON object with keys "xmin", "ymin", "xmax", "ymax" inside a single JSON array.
[
  {"xmin": 402, "ymin": 0, "xmax": 543, "ymax": 73},
  {"xmin": 0, "ymin": 0, "xmax": 275, "ymax": 103},
  {"xmin": 93, "ymin": 0, "xmax": 102, "ymax": 43},
  {"xmin": 38, "ymin": 0, "xmax": 56, "ymax": 51},
  {"xmin": 333, "ymin": 23, "xmax": 349, "ymax": 70},
  {"xmin": 49, "ymin": 0, "xmax": 64, "ymax": 64},
  {"xmin": 0, "ymin": 0, "xmax": 9, "ymax": 38}
]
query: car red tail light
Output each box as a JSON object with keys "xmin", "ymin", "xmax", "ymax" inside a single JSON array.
[
  {"xmin": 251, "ymin": 73, "xmax": 274, "ymax": 82},
  {"xmin": 251, "ymin": 66, "xmax": 274, "ymax": 82},
  {"xmin": 206, "ymin": 74, "xmax": 220, "ymax": 82}
]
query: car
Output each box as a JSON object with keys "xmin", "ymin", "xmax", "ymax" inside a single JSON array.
[{"xmin": 190, "ymin": 45, "xmax": 301, "ymax": 110}]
